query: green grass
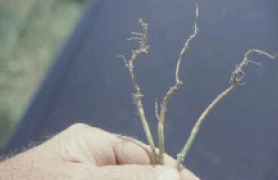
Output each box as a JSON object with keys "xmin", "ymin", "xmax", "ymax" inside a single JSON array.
[{"xmin": 0, "ymin": 0, "xmax": 83, "ymax": 144}]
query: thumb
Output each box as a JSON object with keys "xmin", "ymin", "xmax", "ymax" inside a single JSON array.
[{"xmin": 91, "ymin": 165, "xmax": 180, "ymax": 180}]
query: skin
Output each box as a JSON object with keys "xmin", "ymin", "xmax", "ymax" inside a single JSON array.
[{"xmin": 0, "ymin": 123, "xmax": 200, "ymax": 180}]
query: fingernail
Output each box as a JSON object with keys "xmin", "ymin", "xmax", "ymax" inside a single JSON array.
[{"xmin": 155, "ymin": 166, "xmax": 179, "ymax": 180}]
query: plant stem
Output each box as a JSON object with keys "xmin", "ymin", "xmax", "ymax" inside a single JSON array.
[
  {"xmin": 157, "ymin": 1, "xmax": 199, "ymax": 165},
  {"xmin": 176, "ymin": 85, "xmax": 235, "ymax": 168},
  {"xmin": 176, "ymin": 49, "xmax": 277, "ymax": 168},
  {"xmin": 119, "ymin": 18, "xmax": 158, "ymax": 164}
]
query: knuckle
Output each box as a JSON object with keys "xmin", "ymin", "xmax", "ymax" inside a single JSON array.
[
  {"xmin": 66, "ymin": 123, "xmax": 106, "ymax": 135},
  {"xmin": 69, "ymin": 123, "xmax": 92, "ymax": 130}
]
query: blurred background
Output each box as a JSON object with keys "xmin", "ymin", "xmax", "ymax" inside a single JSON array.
[
  {"xmin": 0, "ymin": 0, "xmax": 277, "ymax": 179},
  {"xmin": 0, "ymin": 0, "xmax": 84, "ymax": 143}
]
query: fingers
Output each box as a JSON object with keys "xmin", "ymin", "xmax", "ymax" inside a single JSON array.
[
  {"xmin": 47, "ymin": 123, "xmax": 152, "ymax": 165},
  {"xmin": 112, "ymin": 135, "xmax": 154, "ymax": 165},
  {"xmin": 43, "ymin": 123, "xmax": 151, "ymax": 165},
  {"xmin": 73, "ymin": 164, "xmax": 200, "ymax": 180},
  {"xmin": 78, "ymin": 164, "xmax": 180, "ymax": 180},
  {"xmin": 114, "ymin": 136, "xmax": 200, "ymax": 179},
  {"xmin": 58, "ymin": 123, "xmax": 170, "ymax": 166},
  {"xmin": 114, "ymin": 135, "xmax": 176, "ymax": 166},
  {"xmin": 46, "ymin": 123, "xmax": 199, "ymax": 179},
  {"xmin": 179, "ymin": 168, "xmax": 201, "ymax": 180}
]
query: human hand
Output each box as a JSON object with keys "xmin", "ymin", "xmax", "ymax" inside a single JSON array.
[{"xmin": 0, "ymin": 123, "xmax": 200, "ymax": 180}]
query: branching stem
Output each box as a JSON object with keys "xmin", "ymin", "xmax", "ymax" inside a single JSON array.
[
  {"xmin": 176, "ymin": 49, "xmax": 277, "ymax": 168},
  {"xmin": 157, "ymin": 2, "xmax": 199, "ymax": 165},
  {"xmin": 119, "ymin": 18, "xmax": 157, "ymax": 164}
]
